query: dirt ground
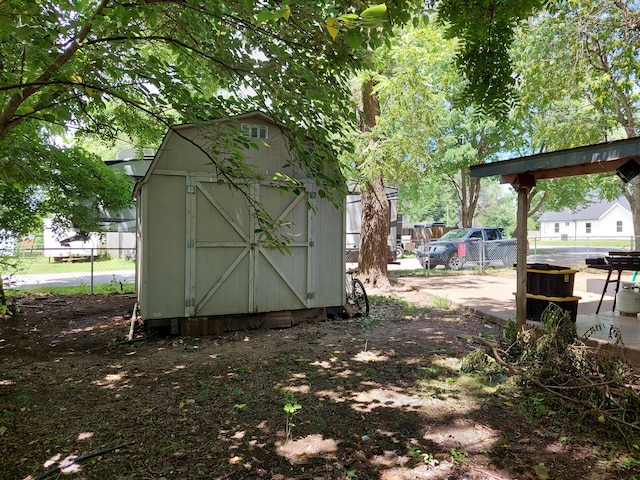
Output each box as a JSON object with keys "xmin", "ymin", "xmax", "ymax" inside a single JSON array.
[{"xmin": 1, "ymin": 281, "xmax": 638, "ymax": 480}]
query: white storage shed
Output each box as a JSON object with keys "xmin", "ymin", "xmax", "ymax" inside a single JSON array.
[{"xmin": 134, "ymin": 112, "xmax": 346, "ymax": 334}]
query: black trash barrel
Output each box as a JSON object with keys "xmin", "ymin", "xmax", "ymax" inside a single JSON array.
[{"xmin": 525, "ymin": 263, "xmax": 579, "ymax": 322}]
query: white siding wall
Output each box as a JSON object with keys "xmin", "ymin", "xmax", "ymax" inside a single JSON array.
[{"xmin": 539, "ymin": 204, "xmax": 633, "ymax": 238}]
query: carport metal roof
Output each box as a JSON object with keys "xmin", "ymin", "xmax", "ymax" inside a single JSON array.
[
  {"xmin": 468, "ymin": 136, "xmax": 640, "ymax": 326},
  {"xmin": 470, "ymin": 136, "xmax": 640, "ymax": 184}
]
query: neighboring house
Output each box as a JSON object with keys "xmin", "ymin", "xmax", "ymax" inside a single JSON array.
[
  {"xmin": 538, "ymin": 196, "xmax": 633, "ymax": 239},
  {"xmin": 102, "ymin": 150, "xmax": 153, "ymax": 257},
  {"xmin": 41, "ymin": 150, "xmax": 153, "ymax": 260}
]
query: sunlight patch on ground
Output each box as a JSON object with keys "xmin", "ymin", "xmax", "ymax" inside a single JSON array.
[
  {"xmin": 276, "ymin": 433, "xmax": 339, "ymax": 464},
  {"xmin": 310, "ymin": 359, "xmax": 332, "ymax": 369},
  {"xmin": 91, "ymin": 370, "xmax": 129, "ymax": 388},
  {"xmin": 432, "ymin": 356, "xmax": 461, "ymax": 369},
  {"xmin": 43, "ymin": 453, "xmax": 82, "ymax": 475},
  {"xmin": 315, "ymin": 389, "xmax": 347, "ymax": 403},
  {"xmin": 369, "ymin": 449, "xmax": 410, "ymax": 468},
  {"xmin": 402, "ymin": 356, "xmax": 424, "ymax": 365},
  {"xmin": 163, "ymin": 364, "xmax": 186, "ymax": 374},
  {"xmin": 353, "ymin": 349, "xmax": 389, "ymax": 362},
  {"xmin": 349, "ymin": 387, "xmax": 426, "ymax": 412},
  {"xmin": 282, "ymin": 384, "xmax": 310, "ymax": 394},
  {"xmin": 422, "ymin": 419, "xmax": 501, "ymax": 452},
  {"xmin": 60, "ymin": 325, "xmax": 95, "ymax": 336},
  {"xmin": 379, "ymin": 461, "xmax": 457, "ymax": 479}
]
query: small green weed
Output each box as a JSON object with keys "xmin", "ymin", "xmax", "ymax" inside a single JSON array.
[
  {"xmin": 402, "ymin": 305, "xmax": 431, "ymax": 317},
  {"xmin": 450, "ymin": 446, "xmax": 468, "ymax": 464},
  {"xmin": 232, "ymin": 388, "xmax": 258, "ymax": 408},
  {"xmin": 163, "ymin": 441, "xmax": 185, "ymax": 452},
  {"xmin": 432, "ymin": 295, "xmax": 450, "ymax": 309},
  {"xmin": 407, "ymin": 445, "xmax": 440, "ymax": 466},
  {"xmin": 283, "ymin": 391, "xmax": 302, "ymax": 441},
  {"xmin": 107, "ymin": 275, "xmax": 130, "ymax": 293},
  {"xmin": 195, "ymin": 381, "xmax": 209, "ymax": 403}
]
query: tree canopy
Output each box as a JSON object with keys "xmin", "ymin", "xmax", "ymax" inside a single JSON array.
[
  {"xmin": 1, "ymin": 0, "xmax": 409, "ymax": 240},
  {"xmin": 437, "ymin": 0, "xmax": 545, "ymax": 116}
]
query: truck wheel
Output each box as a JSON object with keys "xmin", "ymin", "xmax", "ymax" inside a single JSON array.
[
  {"xmin": 395, "ymin": 244, "xmax": 404, "ymax": 260},
  {"xmin": 446, "ymin": 254, "xmax": 464, "ymax": 270}
]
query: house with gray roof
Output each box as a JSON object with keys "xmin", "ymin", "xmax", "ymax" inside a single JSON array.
[{"xmin": 538, "ymin": 196, "xmax": 633, "ymax": 239}]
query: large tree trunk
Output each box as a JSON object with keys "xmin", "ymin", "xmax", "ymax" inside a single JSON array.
[
  {"xmin": 456, "ymin": 168, "xmax": 481, "ymax": 227},
  {"xmin": 624, "ymin": 177, "xmax": 640, "ymax": 243},
  {"xmin": 358, "ymin": 176, "xmax": 390, "ymax": 288},
  {"xmin": 356, "ymin": 77, "xmax": 390, "ymax": 288}
]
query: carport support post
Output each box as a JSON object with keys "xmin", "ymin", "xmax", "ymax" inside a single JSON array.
[{"xmin": 511, "ymin": 174, "xmax": 535, "ymax": 327}]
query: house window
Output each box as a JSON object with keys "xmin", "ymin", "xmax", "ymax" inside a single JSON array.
[
  {"xmin": 565, "ymin": 222, "xmax": 570, "ymax": 226},
  {"xmin": 586, "ymin": 222, "xmax": 591, "ymax": 234},
  {"xmin": 241, "ymin": 123, "xmax": 268, "ymax": 139},
  {"xmin": 617, "ymin": 221, "xmax": 623, "ymax": 232},
  {"xmin": 554, "ymin": 223, "xmax": 559, "ymax": 233}
]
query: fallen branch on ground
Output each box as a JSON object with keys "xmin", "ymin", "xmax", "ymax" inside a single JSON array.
[
  {"xmin": 33, "ymin": 441, "xmax": 134, "ymax": 480},
  {"xmin": 470, "ymin": 335, "xmax": 640, "ymax": 434}
]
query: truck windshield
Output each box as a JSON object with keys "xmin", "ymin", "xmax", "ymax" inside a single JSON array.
[{"xmin": 440, "ymin": 229, "xmax": 469, "ymax": 239}]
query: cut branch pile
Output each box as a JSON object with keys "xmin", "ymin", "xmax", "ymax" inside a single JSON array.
[{"xmin": 463, "ymin": 303, "xmax": 640, "ymax": 441}]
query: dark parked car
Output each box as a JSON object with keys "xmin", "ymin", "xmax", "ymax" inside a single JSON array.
[{"xmin": 416, "ymin": 227, "xmax": 517, "ymax": 270}]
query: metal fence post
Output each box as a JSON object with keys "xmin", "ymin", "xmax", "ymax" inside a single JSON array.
[{"xmin": 90, "ymin": 248, "xmax": 94, "ymax": 295}]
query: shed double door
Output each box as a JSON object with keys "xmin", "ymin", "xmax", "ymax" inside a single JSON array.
[{"xmin": 184, "ymin": 177, "xmax": 315, "ymax": 317}]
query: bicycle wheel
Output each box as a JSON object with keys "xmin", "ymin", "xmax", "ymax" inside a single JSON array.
[{"xmin": 351, "ymin": 278, "xmax": 369, "ymax": 317}]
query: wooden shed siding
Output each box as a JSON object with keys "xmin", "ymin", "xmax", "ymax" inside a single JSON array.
[{"xmin": 140, "ymin": 174, "xmax": 187, "ymax": 319}]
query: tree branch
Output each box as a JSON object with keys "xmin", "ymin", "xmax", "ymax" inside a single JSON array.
[
  {"xmin": 0, "ymin": 0, "xmax": 110, "ymax": 137},
  {"xmin": 34, "ymin": 441, "xmax": 134, "ymax": 480}
]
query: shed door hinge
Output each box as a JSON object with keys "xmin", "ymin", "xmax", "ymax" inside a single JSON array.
[
  {"xmin": 307, "ymin": 292, "xmax": 315, "ymax": 300},
  {"xmin": 186, "ymin": 185, "xmax": 195, "ymax": 194},
  {"xmin": 187, "ymin": 239, "xmax": 194, "ymax": 248},
  {"xmin": 309, "ymin": 191, "xmax": 316, "ymax": 199},
  {"xmin": 309, "ymin": 240, "xmax": 314, "ymax": 247},
  {"xmin": 185, "ymin": 298, "xmax": 194, "ymax": 307}
]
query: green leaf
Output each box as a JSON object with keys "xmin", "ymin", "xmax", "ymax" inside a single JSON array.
[
  {"xmin": 345, "ymin": 29, "xmax": 364, "ymax": 49},
  {"xmin": 257, "ymin": 10, "xmax": 276, "ymax": 23},
  {"xmin": 533, "ymin": 464, "xmax": 550, "ymax": 479},
  {"xmin": 360, "ymin": 4, "xmax": 387, "ymax": 19}
]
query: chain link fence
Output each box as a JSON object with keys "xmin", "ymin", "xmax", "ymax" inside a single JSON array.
[
  {"xmin": 3, "ymin": 236, "xmax": 639, "ymax": 292},
  {"xmin": 1, "ymin": 247, "xmax": 136, "ymax": 294},
  {"xmin": 414, "ymin": 235, "xmax": 640, "ymax": 272}
]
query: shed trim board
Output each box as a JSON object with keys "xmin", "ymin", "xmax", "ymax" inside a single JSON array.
[{"xmin": 469, "ymin": 136, "xmax": 640, "ymax": 326}]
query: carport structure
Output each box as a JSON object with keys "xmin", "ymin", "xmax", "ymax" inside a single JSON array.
[{"xmin": 470, "ymin": 137, "xmax": 640, "ymax": 325}]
